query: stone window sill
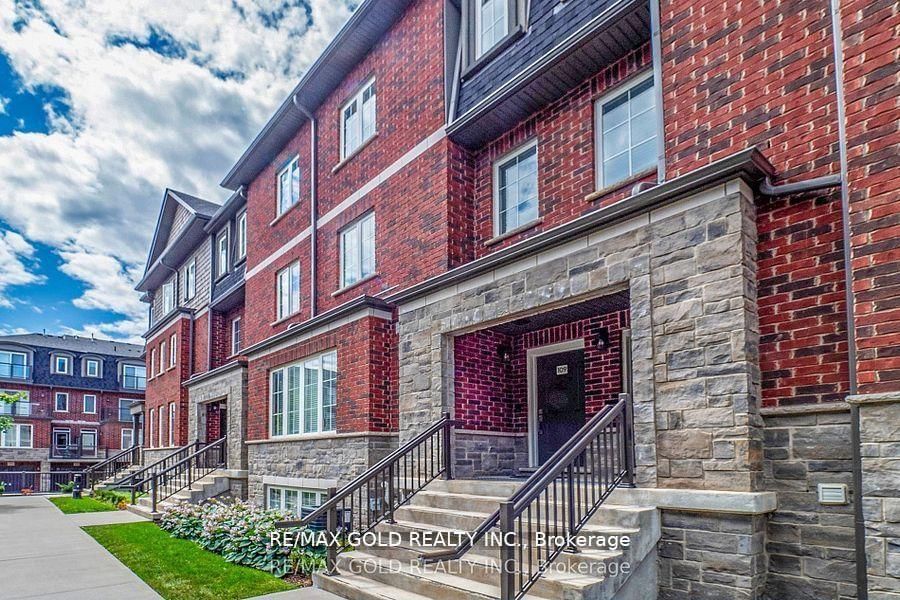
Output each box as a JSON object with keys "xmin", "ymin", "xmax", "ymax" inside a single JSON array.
[
  {"xmin": 332, "ymin": 132, "xmax": 379, "ymax": 174},
  {"xmin": 332, "ymin": 273, "xmax": 379, "ymax": 297},
  {"xmin": 484, "ymin": 218, "xmax": 543, "ymax": 247},
  {"xmin": 586, "ymin": 168, "xmax": 658, "ymax": 203},
  {"xmin": 270, "ymin": 311, "xmax": 302, "ymax": 328},
  {"xmin": 270, "ymin": 199, "xmax": 303, "ymax": 227}
]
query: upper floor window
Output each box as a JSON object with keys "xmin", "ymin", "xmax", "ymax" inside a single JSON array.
[
  {"xmin": 159, "ymin": 341, "xmax": 167, "ymax": 373},
  {"xmin": 184, "ymin": 259, "xmax": 196, "ymax": 301},
  {"xmin": 340, "ymin": 80, "xmax": 376, "ymax": 160},
  {"xmin": 119, "ymin": 398, "xmax": 133, "ymax": 422},
  {"xmin": 168, "ymin": 402, "xmax": 176, "ymax": 446},
  {"xmin": 123, "ymin": 364, "xmax": 146, "ymax": 390},
  {"xmin": 54, "ymin": 392, "xmax": 69, "ymax": 412},
  {"xmin": 83, "ymin": 394, "xmax": 97, "ymax": 414},
  {"xmin": 84, "ymin": 358, "xmax": 101, "ymax": 378},
  {"xmin": 217, "ymin": 229, "xmax": 229, "ymax": 277},
  {"xmin": 162, "ymin": 280, "xmax": 175, "ymax": 314},
  {"xmin": 232, "ymin": 317, "xmax": 242, "ymax": 356},
  {"xmin": 52, "ymin": 354, "xmax": 71, "ymax": 375},
  {"xmin": 278, "ymin": 158, "xmax": 300, "ymax": 217},
  {"xmin": 276, "ymin": 262, "xmax": 301, "ymax": 321},
  {"xmin": 150, "ymin": 349, "xmax": 157, "ymax": 378},
  {"xmin": 0, "ymin": 423, "xmax": 32, "ymax": 448},
  {"xmin": 270, "ymin": 350, "xmax": 337, "ymax": 437},
  {"xmin": 0, "ymin": 350, "xmax": 28, "ymax": 379},
  {"xmin": 237, "ymin": 211, "xmax": 247, "ymax": 260},
  {"xmin": 169, "ymin": 333, "xmax": 177, "ymax": 368},
  {"xmin": 595, "ymin": 72, "xmax": 657, "ymax": 189},
  {"xmin": 476, "ymin": 0, "xmax": 508, "ymax": 58},
  {"xmin": 340, "ymin": 213, "xmax": 375, "ymax": 289},
  {"xmin": 494, "ymin": 141, "xmax": 538, "ymax": 236}
]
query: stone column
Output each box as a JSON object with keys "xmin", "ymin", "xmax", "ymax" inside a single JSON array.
[{"xmin": 848, "ymin": 392, "xmax": 900, "ymax": 599}]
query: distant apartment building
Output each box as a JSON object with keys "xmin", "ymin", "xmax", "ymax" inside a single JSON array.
[{"xmin": 0, "ymin": 333, "xmax": 145, "ymax": 475}]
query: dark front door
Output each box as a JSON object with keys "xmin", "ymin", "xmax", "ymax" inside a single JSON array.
[
  {"xmin": 218, "ymin": 405, "xmax": 227, "ymax": 441},
  {"xmin": 536, "ymin": 348, "xmax": 586, "ymax": 463}
]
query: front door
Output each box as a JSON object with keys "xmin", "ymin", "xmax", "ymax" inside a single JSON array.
[
  {"xmin": 218, "ymin": 405, "xmax": 227, "ymax": 441},
  {"xmin": 536, "ymin": 349, "xmax": 586, "ymax": 463}
]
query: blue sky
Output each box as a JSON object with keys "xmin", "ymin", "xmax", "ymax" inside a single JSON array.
[{"xmin": 0, "ymin": 0, "xmax": 353, "ymax": 342}]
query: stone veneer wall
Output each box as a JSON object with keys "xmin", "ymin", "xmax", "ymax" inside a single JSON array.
[
  {"xmin": 452, "ymin": 431, "xmax": 527, "ymax": 478},
  {"xmin": 186, "ymin": 363, "xmax": 248, "ymax": 472}
]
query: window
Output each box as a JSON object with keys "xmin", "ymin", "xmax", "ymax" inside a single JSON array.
[
  {"xmin": 119, "ymin": 399, "xmax": 132, "ymax": 422},
  {"xmin": 276, "ymin": 262, "xmax": 301, "ymax": 320},
  {"xmin": 84, "ymin": 358, "xmax": 101, "ymax": 378},
  {"xmin": 158, "ymin": 406, "xmax": 165, "ymax": 447},
  {"xmin": 237, "ymin": 212, "xmax": 247, "ymax": 260},
  {"xmin": 266, "ymin": 486, "xmax": 326, "ymax": 518},
  {"xmin": 217, "ymin": 229, "xmax": 229, "ymax": 276},
  {"xmin": 1, "ymin": 424, "xmax": 32, "ymax": 448},
  {"xmin": 52, "ymin": 429, "xmax": 70, "ymax": 455},
  {"xmin": 53, "ymin": 354, "xmax": 71, "ymax": 375},
  {"xmin": 340, "ymin": 80, "xmax": 376, "ymax": 160},
  {"xmin": 168, "ymin": 402, "xmax": 176, "ymax": 447},
  {"xmin": 162, "ymin": 280, "xmax": 175, "ymax": 314},
  {"xmin": 169, "ymin": 334, "xmax": 177, "ymax": 368},
  {"xmin": 232, "ymin": 317, "xmax": 242, "ymax": 356},
  {"xmin": 123, "ymin": 364, "xmax": 146, "ymax": 390},
  {"xmin": 54, "ymin": 392, "xmax": 68, "ymax": 412},
  {"xmin": 83, "ymin": 394, "xmax": 97, "ymax": 414},
  {"xmin": 270, "ymin": 350, "xmax": 337, "ymax": 436},
  {"xmin": 595, "ymin": 72, "xmax": 657, "ymax": 189},
  {"xmin": 476, "ymin": 0, "xmax": 508, "ymax": 58},
  {"xmin": 122, "ymin": 428, "xmax": 134, "ymax": 449},
  {"xmin": 150, "ymin": 349, "xmax": 157, "ymax": 378},
  {"xmin": 184, "ymin": 260, "xmax": 196, "ymax": 301},
  {"xmin": 0, "ymin": 350, "xmax": 28, "ymax": 379},
  {"xmin": 81, "ymin": 430, "xmax": 98, "ymax": 457},
  {"xmin": 148, "ymin": 409, "xmax": 155, "ymax": 448},
  {"xmin": 340, "ymin": 213, "xmax": 376, "ymax": 289},
  {"xmin": 494, "ymin": 141, "xmax": 538, "ymax": 236},
  {"xmin": 159, "ymin": 342, "xmax": 167, "ymax": 373},
  {"xmin": 277, "ymin": 158, "xmax": 300, "ymax": 216}
]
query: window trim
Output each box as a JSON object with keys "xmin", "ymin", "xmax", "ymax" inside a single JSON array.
[
  {"xmin": 593, "ymin": 70, "xmax": 657, "ymax": 191},
  {"xmin": 269, "ymin": 350, "xmax": 338, "ymax": 438},
  {"xmin": 275, "ymin": 261, "xmax": 301, "ymax": 322},
  {"xmin": 168, "ymin": 402, "xmax": 176, "ymax": 447},
  {"xmin": 83, "ymin": 357, "xmax": 102, "ymax": 378},
  {"xmin": 1, "ymin": 423, "xmax": 32, "ymax": 448},
  {"xmin": 121, "ymin": 428, "xmax": 134, "ymax": 449},
  {"xmin": 339, "ymin": 212, "xmax": 376, "ymax": 290},
  {"xmin": 148, "ymin": 409, "xmax": 155, "ymax": 448},
  {"xmin": 474, "ymin": 0, "xmax": 511, "ymax": 59},
  {"xmin": 231, "ymin": 317, "xmax": 242, "ymax": 356},
  {"xmin": 492, "ymin": 139, "xmax": 539, "ymax": 238},
  {"xmin": 54, "ymin": 392, "xmax": 69, "ymax": 412},
  {"xmin": 83, "ymin": 394, "xmax": 97, "ymax": 414},
  {"xmin": 216, "ymin": 227, "xmax": 230, "ymax": 278},
  {"xmin": 169, "ymin": 333, "xmax": 177, "ymax": 369},
  {"xmin": 52, "ymin": 353, "xmax": 72, "ymax": 375},
  {"xmin": 266, "ymin": 485, "xmax": 326, "ymax": 517},
  {"xmin": 236, "ymin": 211, "xmax": 248, "ymax": 261},
  {"xmin": 158, "ymin": 406, "xmax": 165, "ymax": 447},
  {"xmin": 276, "ymin": 157, "xmax": 301, "ymax": 218},
  {"xmin": 0, "ymin": 349, "xmax": 29, "ymax": 379},
  {"xmin": 123, "ymin": 363, "xmax": 146, "ymax": 390},
  {"xmin": 184, "ymin": 259, "xmax": 197, "ymax": 301},
  {"xmin": 162, "ymin": 279, "xmax": 176, "ymax": 315},
  {"xmin": 339, "ymin": 78, "xmax": 377, "ymax": 161},
  {"xmin": 159, "ymin": 341, "xmax": 167, "ymax": 374}
]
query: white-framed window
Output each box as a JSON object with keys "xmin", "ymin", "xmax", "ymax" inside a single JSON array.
[
  {"xmin": 339, "ymin": 212, "xmax": 376, "ymax": 289},
  {"xmin": 54, "ymin": 392, "xmax": 69, "ymax": 412},
  {"xmin": 276, "ymin": 262, "xmax": 301, "ymax": 320},
  {"xmin": 158, "ymin": 406, "xmax": 165, "ymax": 447},
  {"xmin": 159, "ymin": 342, "xmax": 167, "ymax": 373},
  {"xmin": 277, "ymin": 158, "xmax": 300, "ymax": 217},
  {"xmin": 148, "ymin": 409, "xmax": 155, "ymax": 448},
  {"xmin": 1, "ymin": 423, "xmax": 32, "ymax": 448},
  {"xmin": 119, "ymin": 398, "xmax": 132, "ymax": 422},
  {"xmin": 83, "ymin": 394, "xmax": 97, "ymax": 414},
  {"xmin": 476, "ymin": 0, "xmax": 509, "ymax": 58},
  {"xmin": 595, "ymin": 72, "xmax": 657, "ymax": 189},
  {"xmin": 340, "ymin": 80, "xmax": 376, "ymax": 160},
  {"xmin": 270, "ymin": 350, "xmax": 337, "ymax": 437},
  {"xmin": 231, "ymin": 317, "xmax": 242, "ymax": 356},
  {"xmin": 52, "ymin": 354, "xmax": 71, "ymax": 375},
  {"xmin": 52, "ymin": 428, "xmax": 70, "ymax": 454},
  {"xmin": 237, "ymin": 211, "xmax": 247, "ymax": 260},
  {"xmin": 168, "ymin": 402, "xmax": 176, "ymax": 446},
  {"xmin": 149, "ymin": 349, "xmax": 157, "ymax": 378},
  {"xmin": 123, "ymin": 364, "xmax": 146, "ymax": 390},
  {"xmin": 184, "ymin": 259, "xmax": 196, "ymax": 301},
  {"xmin": 84, "ymin": 358, "xmax": 101, "ymax": 378},
  {"xmin": 169, "ymin": 334, "xmax": 177, "ymax": 368},
  {"xmin": 0, "ymin": 350, "xmax": 28, "ymax": 379},
  {"xmin": 266, "ymin": 486, "xmax": 326, "ymax": 517},
  {"xmin": 122, "ymin": 428, "xmax": 134, "ymax": 449},
  {"xmin": 162, "ymin": 279, "xmax": 176, "ymax": 314},
  {"xmin": 494, "ymin": 141, "xmax": 538, "ymax": 236},
  {"xmin": 217, "ymin": 229, "xmax": 229, "ymax": 276},
  {"xmin": 81, "ymin": 429, "xmax": 98, "ymax": 457}
]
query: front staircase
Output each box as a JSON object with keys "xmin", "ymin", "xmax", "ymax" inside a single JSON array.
[
  {"xmin": 129, "ymin": 469, "xmax": 231, "ymax": 519},
  {"xmin": 317, "ymin": 478, "xmax": 660, "ymax": 600}
]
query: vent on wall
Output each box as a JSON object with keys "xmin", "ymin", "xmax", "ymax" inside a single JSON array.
[{"xmin": 817, "ymin": 483, "xmax": 849, "ymax": 505}]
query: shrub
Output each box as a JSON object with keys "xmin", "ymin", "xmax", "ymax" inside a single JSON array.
[
  {"xmin": 92, "ymin": 489, "xmax": 130, "ymax": 506},
  {"xmin": 0, "ymin": 481, "xmax": 6, "ymax": 495},
  {"xmin": 56, "ymin": 481, "xmax": 76, "ymax": 493}
]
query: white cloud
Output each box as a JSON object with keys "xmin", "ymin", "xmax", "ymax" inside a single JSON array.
[
  {"xmin": 0, "ymin": 96, "xmax": 9, "ymax": 114},
  {"xmin": 0, "ymin": 0, "xmax": 353, "ymax": 337},
  {"xmin": 0, "ymin": 230, "xmax": 45, "ymax": 308}
]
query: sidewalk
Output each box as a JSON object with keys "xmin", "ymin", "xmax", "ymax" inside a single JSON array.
[{"xmin": 0, "ymin": 495, "xmax": 161, "ymax": 599}]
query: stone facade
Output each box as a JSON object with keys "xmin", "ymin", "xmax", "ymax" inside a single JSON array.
[
  {"xmin": 452, "ymin": 431, "xmax": 527, "ymax": 478},
  {"xmin": 186, "ymin": 361, "xmax": 248, "ymax": 472}
]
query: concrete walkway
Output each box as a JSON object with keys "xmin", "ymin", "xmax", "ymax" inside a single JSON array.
[{"xmin": 0, "ymin": 495, "xmax": 161, "ymax": 599}]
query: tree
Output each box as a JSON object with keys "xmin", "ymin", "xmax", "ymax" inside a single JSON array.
[{"xmin": 0, "ymin": 391, "xmax": 25, "ymax": 434}]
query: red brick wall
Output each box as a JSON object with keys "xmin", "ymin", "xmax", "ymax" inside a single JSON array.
[
  {"xmin": 144, "ymin": 317, "xmax": 191, "ymax": 447},
  {"xmin": 246, "ymin": 316, "xmax": 397, "ymax": 440}
]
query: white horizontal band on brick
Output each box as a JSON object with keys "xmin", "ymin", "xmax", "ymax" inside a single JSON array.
[{"xmin": 245, "ymin": 226, "xmax": 311, "ymax": 280}]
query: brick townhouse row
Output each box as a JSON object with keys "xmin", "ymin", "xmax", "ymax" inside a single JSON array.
[{"xmin": 136, "ymin": 0, "xmax": 898, "ymax": 597}]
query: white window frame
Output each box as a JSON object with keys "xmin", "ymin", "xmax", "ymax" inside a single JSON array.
[
  {"xmin": 169, "ymin": 333, "xmax": 177, "ymax": 368},
  {"xmin": 162, "ymin": 280, "xmax": 175, "ymax": 314},
  {"xmin": 269, "ymin": 350, "xmax": 337, "ymax": 437},
  {"xmin": 237, "ymin": 211, "xmax": 247, "ymax": 260},
  {"xmin": 0, "ymin": 350, "xmax": 28, "ymax": 379},
  {"xmin": 158, "ymin": 406, "xmax": 165, "ymax": 447},
  {"xmin": 231, "ymin": 317, "xmax": 242, "ymax": 356},
  {"xmin": 493, "ymin": 140, "xmax": 539, "ymax": 237},
  {"xmin": 594, "ymin": 71, "xmax": 657, "ymax": 190},
  {"xmin": 148, "ymin": 409, "xmax": 155, "ymax": 448},
  {"xmin": 54, "ymin": 392, "xmax": 69, "ymax": 412},
  {"xmin": 84, "ymin": 358, "xmax": 101, "ymax": 378},
  {"xmin": 1, "ymin": 423, "xmax": 32, "ymax": 448},
  {"xmin": 168, "ymin": 402, "xmax": 176, "ymax": 447},
  {"xmin": 339, "ymin": 212, "xmax": 376, "ymax": 289},
  {"xmin": 266, "ymin": 485, "xmax": 326, "ymax": 517},
  {"xmin": 277, "ymin": 157, "xmax": 300, "ymax": 217},
  {"xmin": 83, "ymin": 394, "xmax": 97, "ymax": 414},
  {"xmin": 159, "ymin": 342, "xmax": 167, "ymax": 373},
  {"xmin": 340, "ymin": 79, "xmax": 376, "ymax": 160},
  {"xmin": 118, "ymin": 398, "xmax": 132, "ymax": 422},
  {"xmin": 184, "ymin": 259, "xmax": 196, "ymax": 301},
  {"xmin": 53, "ymin": 354, "xmax": 71, "ymax": 375},
  {"xmin": 121, "ymin": 428, "xmax": 134, "ymax": 449},
  {"xmin": 217, "ymin": 228, "xmax": 229, "ymax": 277},
  {"xmin": 123, "ymin": 364, "xmax": 145, "ymax": 389},
  {"xmin": 475, "ymin": 0, "xmax": 510, "ymax": 59},
  {"xmin": 149, "ymin": 349, "xmax": 157, "ymax": 378},
  {"xmin": 81, "ymin": 429, "xmax": 98, "ymax": 457},
  {"xmin": 276, "ymin": 262, "xmax": 301, "ymax": 321}
]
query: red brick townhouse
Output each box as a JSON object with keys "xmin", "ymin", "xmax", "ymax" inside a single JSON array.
[
  {"xmin": 140, "ymin": 0, "xmax": 897, "ymax": 597},
  {"xmin": 0, "ymin": 333, "xmax": 145, "ymax": 490}
]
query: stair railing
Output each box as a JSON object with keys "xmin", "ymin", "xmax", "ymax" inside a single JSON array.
[
  {"xmin": 275, "ymin": 413, "xmax": 456, "ymax": 574},
  {"xmin": 83, "ymin": 444, "xmax": 142, "ymax": 489},
  {"xmin": 421, "ymin": 394, "xmax": 635, "ymax": 600},
  {"xmin": 116, "ymin": 441, "xmax": 202, "ymax": 502},
  {"xmin": 147, "ymin": 437, "xmax": 227, "ymax": 512}
]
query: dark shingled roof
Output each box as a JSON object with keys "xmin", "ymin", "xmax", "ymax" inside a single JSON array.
[
  {"xmin": 0, "ymin": 333, "xmax": 144, "ymax": 358},
  {"xmin": 168, "ymin": 189, "xmax": 221, "ymax": 217}
]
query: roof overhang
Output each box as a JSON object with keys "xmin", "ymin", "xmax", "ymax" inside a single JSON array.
[
  {"xmin": 136, "ymin": 215, "xmax": 210, "ymax": 292},
  {"xmin": 205, "ymin": 189, "xmax": 245, "ymax": 233},
  {"xmin": 449, "ymin": 0, "xmax": 650, "ymax": 148},
  {"xmin": 220, "ymin": 0, "xmax": 414, "ymax": 190}
]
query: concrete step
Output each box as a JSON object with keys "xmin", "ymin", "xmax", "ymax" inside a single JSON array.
[
  {"xmin": 315, "ymin": 571, "xmax": 437, "ymax": 600},
  {"xmin": 426, "ymin": 479, "xmax": 524, "ymax": 498}
]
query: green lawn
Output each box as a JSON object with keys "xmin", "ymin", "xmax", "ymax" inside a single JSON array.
[
  {"xmin": 84, "ymin": 522, "xmax": 296, "ymax": 600},
  {"xmin": 49, "ymin": 496, "xmax": 117, "ymax": 514}
]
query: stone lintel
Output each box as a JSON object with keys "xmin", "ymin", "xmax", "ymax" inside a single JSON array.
[
  {"xmin": 246, "ymin": 431, "xmax": 399, "ymax": 445},
  {"xmin": 846, "ymin": 392, "xmax": 900, "ymax": 406},
  {"xmin": 609, "ymin": 486, "xmax": 777, "ymax": 515}
]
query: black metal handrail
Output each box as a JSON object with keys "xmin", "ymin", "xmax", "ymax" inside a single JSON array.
[
  {"xmin": 83, "ymin": 444, "xmax": 142, "ymax": 489},
  {"xmin": 422, "ymin": 395, "xmax": 635, "ymax": 600},
  {"xmin": 147, "ymin": 437, "xmax": 226, "ymax": 511},
  {"xmin": 276, "ymin": 412, "xmax": 456, "ymax": 573},
  {"xmin": 116, "ymin": 441, "xmax": 201, "ymax": 500}
]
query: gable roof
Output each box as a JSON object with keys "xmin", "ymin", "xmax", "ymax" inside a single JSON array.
[{"xmin": 0, "ymin": 333, "xmax": 144, "ymax": 358}]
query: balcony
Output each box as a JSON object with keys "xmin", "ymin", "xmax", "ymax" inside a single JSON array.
[
  {"xmin": 51, "ymin": 443, "xmax": 103, "ymax": 460},
  {"xmin": 0, "ymin": 361, "xmax": 31, "ymax": 380},
  {"xmin": 0, "ymin": 402, "xmax": 32, "ymax": 417}
]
